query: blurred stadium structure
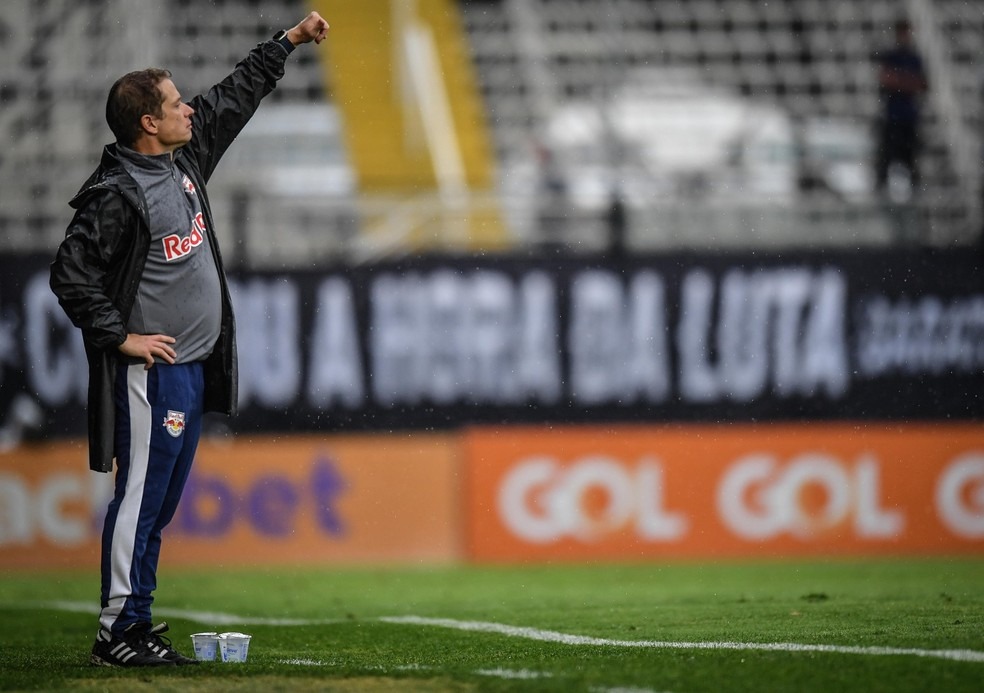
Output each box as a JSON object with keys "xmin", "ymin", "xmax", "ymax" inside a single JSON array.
[
  {"xmin": 3, "ymin": 1, "xmax": 984, "ymax": 571},
  {"xmin": 1, "ymin": 0, "xmax": 982, "ymax": 265}
]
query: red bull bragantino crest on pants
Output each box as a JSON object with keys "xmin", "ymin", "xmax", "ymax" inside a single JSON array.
[{"xmin": 163, "ymin": 410, "xmax": 186, "ymax": 438}]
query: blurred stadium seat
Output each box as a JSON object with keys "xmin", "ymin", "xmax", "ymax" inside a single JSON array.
[
  {"xmin": 0, "ymin": 0, "xmax": 980, "ymax": 262},
  {"xmin": 461, "ymin": 0, "xmax": 982, "ymax": 250}
]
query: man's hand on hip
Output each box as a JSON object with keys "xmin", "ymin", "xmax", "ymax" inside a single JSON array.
[{"xmin": 119, "ymin": 333, "xmax": 177, "ymax": 370}]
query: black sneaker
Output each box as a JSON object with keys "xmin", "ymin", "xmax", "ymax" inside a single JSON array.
[
  {"xmin": 144, "ymin": 622, "xmax": 199, "ymax": 665},
  {"xmin": 90, "ymin": 626, "xmax": 175, "ymax": 667}
]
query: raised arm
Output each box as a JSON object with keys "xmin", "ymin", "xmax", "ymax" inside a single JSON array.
[{"xmin": 186, "ymin": 11, "xmax": 330, "ymax": 180}]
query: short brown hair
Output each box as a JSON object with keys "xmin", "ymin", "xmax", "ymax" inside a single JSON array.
[{"xmin": 105, "ymin": 68, "xmax": 172, "ymax": 147}]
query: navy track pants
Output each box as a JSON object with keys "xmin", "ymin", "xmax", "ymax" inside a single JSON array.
[{"xmin": 99, "ymin": 361, "xmax": 203, "ymax": 635}]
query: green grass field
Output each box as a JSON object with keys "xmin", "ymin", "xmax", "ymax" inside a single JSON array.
[{"xmin": 1, "ymin": 558, "xmax": 982, "ymax": 692}]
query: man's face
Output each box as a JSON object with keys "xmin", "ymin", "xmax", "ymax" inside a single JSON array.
[{"xmin": 151, "ymin": 78, "xmax": 194, "ymax": 150}]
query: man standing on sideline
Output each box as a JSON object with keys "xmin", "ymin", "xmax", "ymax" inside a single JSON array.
[
  {"xmin": 49, "ymin": 12, "xmax": 329, "ymax": 667},
  {"xmin": 873, "ymin": 18, "xmax": 928, "ymax": 200}
]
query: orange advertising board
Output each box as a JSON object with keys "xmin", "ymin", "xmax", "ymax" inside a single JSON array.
[
  {"xmin": 0, "ymin": 433, "xmax": 459, "ymax": 569},
  {"xmin": 463, "ymin": 424, "xmax": 984, "ymax": 561},
  {"xmin": 0, "ymin": 440, "xmax": 108, "ymax": 570}
]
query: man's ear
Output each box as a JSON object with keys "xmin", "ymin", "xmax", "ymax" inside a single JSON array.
[{"xmin": 140, "ymin": 113, "xmax": 158, "ymax": 136}]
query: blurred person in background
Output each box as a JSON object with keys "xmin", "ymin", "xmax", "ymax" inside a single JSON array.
[
  {"xmin": 872, "ymin": 18, "xmax": 928, "ymax": 204},
  {"xmin": 49, "ymin": 11, "xmax": 328, "ymax": 668},
  {"xmin": 535, "ymin": 142, "xmax": 569, "ymax": 251},
  {"xmin": 605, "ymin": 188, "xmax": 627, "ymax": 261}
]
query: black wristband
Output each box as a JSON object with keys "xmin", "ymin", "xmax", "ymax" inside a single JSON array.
[{"xmin": 272, "ymin": 30, "xmax": 295, "ymax": 55}]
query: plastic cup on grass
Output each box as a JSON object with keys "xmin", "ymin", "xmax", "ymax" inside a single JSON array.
[
  {"xmin": 218, "ymin": 632, "xmax": 252, "ymax": 663},
  {"xmin": 189, "ymin": 632, "xmax": 219, "ymax": 661}
]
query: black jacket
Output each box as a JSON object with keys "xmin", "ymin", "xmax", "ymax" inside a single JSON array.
[{"xmin": 50, "ymin": 40, "xmax": 291, "ymax": 472}]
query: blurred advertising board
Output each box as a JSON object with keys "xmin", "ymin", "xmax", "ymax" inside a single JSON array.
[
  {"xmin": 463, "ymin": 424, "xmax": 984, "ymax": 561},
  {"xmin": 0, "ymin": 434, "xmax": 458, "ymax": 569},
  {"xmin": 3, "ymin": 249, "xmax": 983, "ymax": 440}
]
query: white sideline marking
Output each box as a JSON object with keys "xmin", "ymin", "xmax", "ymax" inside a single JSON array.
[
  {"xmin": 278, "ymin": 658, "xmax": 554, "ymax": 683},
  {"xmin": 31, "ymin": 602, "xmax": 984, "ymax": 664},
  {"xmin": 381, "ymin": 616, "xmax": 984, "ymax": 664},
  {"xmin": 476, "ymin": 668, "xmax": 552, "ymax": 680},
  {"xmin": 40, "ymin": 600, "xmax": 341, "ymax": 626}
]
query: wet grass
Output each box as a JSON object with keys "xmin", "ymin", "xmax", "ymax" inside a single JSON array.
[{"xmin": 1, "ymin": 558, "xmax": 982, "ymax": 691}]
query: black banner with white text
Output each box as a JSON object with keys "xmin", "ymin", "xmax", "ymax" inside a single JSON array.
[{"xmin": 2, "ymin": 249, "xmax": 982, "ymax": 437}]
